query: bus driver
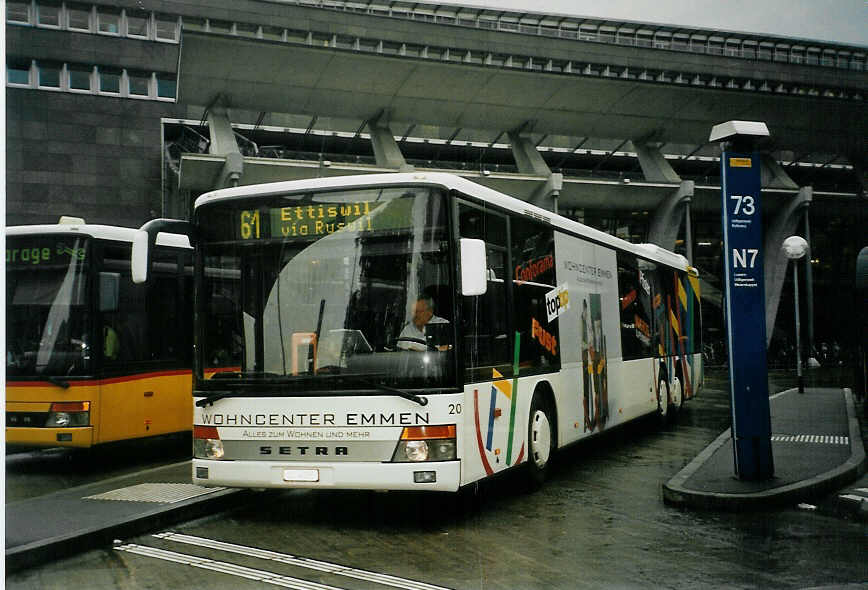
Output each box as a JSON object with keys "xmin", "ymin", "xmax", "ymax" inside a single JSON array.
[{"xmin": 397, "ymin": 296, "xmax": 448, "ymax": 351}]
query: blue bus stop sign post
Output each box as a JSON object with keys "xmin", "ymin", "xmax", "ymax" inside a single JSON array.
[{"xmin": 720, "ymin": 150, "xmax": 774, "ymax": 480}]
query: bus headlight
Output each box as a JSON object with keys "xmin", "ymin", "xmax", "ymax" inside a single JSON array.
[
  {"xmin": 391, "ymin": 425, "xmax": 456, "ymax": 462},
  {"xmin": 193, "ymin": 438, "xmax": 225, "ymax": 460},
  {"xmin": 193, "ymin": 425, "xmax": 225, "ymax": 460},
  {"xmin": 45, "ymin": 402, "xmax": 90, "ymax": 427},
  {"xmin": 404, "ymin": 440, "xmax": 429, "ymax": 462}
]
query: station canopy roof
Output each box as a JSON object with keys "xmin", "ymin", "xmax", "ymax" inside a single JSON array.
[{"xmin": 178, "ymin": 31, "xmax": 864, "ymax": 156}]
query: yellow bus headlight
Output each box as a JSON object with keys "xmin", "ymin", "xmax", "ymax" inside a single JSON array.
[{"xmin": 45, "ymin": 402, "xmax": 90, "ymax": 427}]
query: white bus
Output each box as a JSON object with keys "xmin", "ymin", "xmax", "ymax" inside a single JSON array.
[{"xmin": 134, "ymin": 173, "xmax": 702, "ymax": 491}]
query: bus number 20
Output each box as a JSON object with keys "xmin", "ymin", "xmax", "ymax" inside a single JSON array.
[{"xmin": 449, "ymin": 403, "xmax": 462, "ymax": 415}]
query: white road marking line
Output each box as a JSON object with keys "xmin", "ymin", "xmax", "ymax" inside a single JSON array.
[
  {"xmin": 770, "ymin": 434, "xmax": 848, "ymax": 445},
  {"xmin": 115, "ymin": 543, "xmax": 347, "ymax": 590},
  {"xmin": 154, "ymin": 531, "xmax": 454, "ymax": 590}
]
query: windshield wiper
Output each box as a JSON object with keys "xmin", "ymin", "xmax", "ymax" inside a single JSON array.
[
  {"xmin": 355, "ymin": 378, "xmax": 428, "ymax": 407},
  {"xmin": 195, "ymin": 391, "xmax": 234, "ymax": 407},
  {"xmin": 45, "ymin": 376, "xmax": 70, "ymax": 389}
]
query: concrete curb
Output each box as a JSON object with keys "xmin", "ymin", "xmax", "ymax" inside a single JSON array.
[
  {"xmin": 5, "ymin": 487, "xmax": 251, "ymax": 574},
  {"xmin": 662, "ymin": 388, "xmax": 866, "ymax": 511}
]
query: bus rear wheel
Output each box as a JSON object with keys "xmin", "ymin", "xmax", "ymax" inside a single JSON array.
[
  {"xmin": 669, "ymin": 376, "xmax": 684, "ymax": 423},
  {"xmin": 656, "ymin": 377, "xmax": 669, "ymax": 426},
  {"xmin": 526, "ymin": 392, "xmax": 555, "ymax": 489}
]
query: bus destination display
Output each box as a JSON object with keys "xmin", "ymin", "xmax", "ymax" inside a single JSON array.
[
  {"xmin": 238, "ymin": 198, "xmax": 415, "ymax": 240},
  {"xmin": 6, "ymin": 237, "xmax": 87, "ymax": 267}
]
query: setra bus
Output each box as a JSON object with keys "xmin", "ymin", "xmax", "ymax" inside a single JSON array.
[
  {"xmin": 133, "ymin": 173, "xmax": 702, "ymax": 491},
  {"xmin": 6, "ymin": 218, "xmax": 193, "ymax": 448}
]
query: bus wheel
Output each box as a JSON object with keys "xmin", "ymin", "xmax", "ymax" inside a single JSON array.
[
  {"xmin": 669, "ymin": 376, "xmax": 684, "ymax": 422},
  {"xmin": 656, "ymin": 378, "xmax": 669, "ymax": 426},
  {"xmin": 526, "ymin": 392, "xmax": 554, "ymax": 489}
]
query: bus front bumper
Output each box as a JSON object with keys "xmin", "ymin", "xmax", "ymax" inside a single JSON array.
[
  {"xmin": 5, "ymin": 427, "xmax": 93, "ymax": 448},
  {"xmin": 192, "ymin": 459, "xmax": 461, "ymax": 492}
]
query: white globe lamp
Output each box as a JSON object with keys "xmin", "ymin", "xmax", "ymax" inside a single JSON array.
[
  {"xmin": 783, "ymin": 235, "xmax": 809, "ymax": 392},
  {"xmin": 782, "ymin": 235, "xmax": 808, "ymax": 260}
]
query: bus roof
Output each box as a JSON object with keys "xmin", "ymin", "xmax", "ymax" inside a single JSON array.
[
  {"xmin": 6, "ymin": 223, "xmax": 192, "ymax": 249},
  {"xmin": 194, "ymin": 172, "xmax": 691, "ymax": 272}
]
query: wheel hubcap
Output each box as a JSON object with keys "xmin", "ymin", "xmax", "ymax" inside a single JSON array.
[
  {"xmin": 658, "ymin": 383, "xmax": 668, "ymax": 416},
  {"xmin": 531, "ymin": 410, "xmax": 552, "ymax": 468}
]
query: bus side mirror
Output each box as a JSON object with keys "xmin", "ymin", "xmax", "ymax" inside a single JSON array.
[
  {"xmin": 131, "ymin": 218, "xmax": 195, "ymax": 284},
  {"xmin": 131, "ymin": 230, "xmax": 149, "ymax": 284},
  {"xmin": 460, "ymin": 238, "xmax": 487, "ymax": 296}
]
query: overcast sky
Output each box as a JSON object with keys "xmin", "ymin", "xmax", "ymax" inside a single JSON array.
[{"xmin": 426, "ymin": 0, "xmax": 868, "ymax": 47}]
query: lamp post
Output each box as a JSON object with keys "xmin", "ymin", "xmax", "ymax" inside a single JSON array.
[{"xmin": 783, "ymin": 235, "xmax": 809, "ymax": 393}]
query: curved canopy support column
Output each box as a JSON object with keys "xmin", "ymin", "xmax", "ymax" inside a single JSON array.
[
  {"xmin": 760, "ymin": 154, "xmax": 800, "ymax": 189},
  {"xmin": 367, "ymin": 111, "xmax": 413, "ymax": 171},
  {"xmin": 764, "ymin": 186, "xmax": 812, "ymax": 346},
  {"xmin": 206, "ymin": 105, "xmax": 244, "ymax": 188},
  {"xmin": 633, "ymin": 141, "xmax": 681, "ymax": 184},
  {"xmin": 647, "ymin": 180, "xmax": 694, "ymax": 252},
  {"xmin": 507, "ymin": 130, "xmax": 560, "ymax": 212}
]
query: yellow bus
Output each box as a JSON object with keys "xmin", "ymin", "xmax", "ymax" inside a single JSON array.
[{"xmin": 5, "ymin": 218, "xmax": 193, "ymax": 448}]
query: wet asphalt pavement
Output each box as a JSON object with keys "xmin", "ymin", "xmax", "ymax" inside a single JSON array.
[{"xmin": 6, "ymin": 367, "xmax": 867, "ymax": 589}]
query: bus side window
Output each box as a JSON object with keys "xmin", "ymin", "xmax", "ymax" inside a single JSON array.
[
  {"xmin": 617, "ymin": 253, "xmax": 653, "ymax": 360},
  {"xmin": 102, "ymin": 244, "xmax": 146, "ymax": 366},
  {"xmin": 458, "ymin": 203, "xmax": 512, "ymax": 382},
  {"xmin": 510, "ymin": 216, "xmax": 559, "ymax": 373},
  {"xmin": 146, "ymin": 248, "xmax": 192, "ymax": 364}
]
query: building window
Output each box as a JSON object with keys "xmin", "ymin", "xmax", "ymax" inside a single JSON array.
[
  {"xmin": 235, "ymin": 22, "xmax": 259, "ymax": 38},
  {"xmin": 156, "ymin": 74, "xmax": 176, "ymax": 99},
  {"xmin": 381, "ymin": 41, "xmax": 401, "ymax": 55},
  {"xmin": 67, "ymin": 3, "xmax": 92, "ymax": 31},
  {"xmin": 128, "ymin": 71, "xmax": 151, "ymax": 97},
  {"xmin": 208, "ymin": 19, "xmax": 233, "ymax": 34},
  {"xmin": 7, "ymin": 62, "xmax": 31, "ymax": 85},
  {"xmin": 261, "ymin": 26, "xmax": 284, "ymax": 42},
  {"xmin": 98, "ymin": 68, "xmax": 121, "ymax": 93},
  {"xmin": 38, "ymin": 62, "xmax": 62, "ymax": 88},
  {"xmin": 97, "ymin": 6, "xmax": 121, "ymax": 34},
  {"xmin": 286, "ymin": 29, "xmax": 308, "ymax": 44},
  {"xmin": 335, "ymin": 35, "xmax": 355, "ymax": 50},
  {"xmin": 7, "ymin": 1, "xmax": 31, "ymax": 24},
  {"xmin": 312, "ymin": 33, "xmax": 334, "ymax": 48},
  {"xmin": 155, "ymin": 14, "xmax": 179, "ymax": 41},
  {"xmin": 126, "ymin": 10, "xmax": 150, "ymax": 38},
  {"xmin": 36, "ymin": 2, "xmax": 62, "ymax": 28},
  {"xmin": 68, "ymin": 65, "xmax": 92, "ymax": 91}
]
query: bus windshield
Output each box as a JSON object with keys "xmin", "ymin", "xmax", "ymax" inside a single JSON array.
[
  {"xmin": 6, "ymin": 235, "xmax": 92, "ymax": 377},
  {"xmin": 197, "ymin": 186, "xmax": 455, "ymax": 390}
]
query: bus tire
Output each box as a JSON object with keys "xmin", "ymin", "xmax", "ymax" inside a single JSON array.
[
  {"xmin": 668, "ymin": 376, "xmax": 684, "ymax": 423},
  {"xmin": 526, "ymin": 391, "xmax": 555, "ymax": 490},
  {"xmin": 656, "ymin": 377, "xmax": 669, "ymax": 426}
]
